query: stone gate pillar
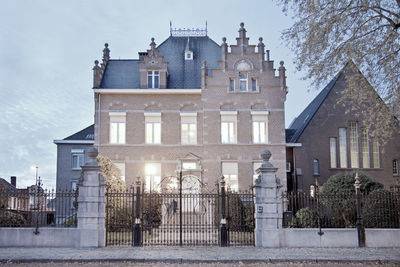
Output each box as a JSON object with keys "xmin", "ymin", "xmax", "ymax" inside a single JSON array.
[
  {"xmin": 77, "ymin": 147, "xmax": 106, "ymax": 247},
  {"xmin": 254, "ymin": 150, "xmax": 283, "ymax": 247}
]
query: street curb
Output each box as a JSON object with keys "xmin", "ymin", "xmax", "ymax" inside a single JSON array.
[{"xmin": 0, "ymin": 258, "xmax": 399, "ymax": 264}]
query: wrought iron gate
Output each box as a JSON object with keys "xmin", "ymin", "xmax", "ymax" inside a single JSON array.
[{"xmin": 105, "ymin": 176, "xmax": 254, "ymax": 246}]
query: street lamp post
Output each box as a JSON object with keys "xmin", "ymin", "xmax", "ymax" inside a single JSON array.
[{"xmin": 354, "ymin": 172, "xmax": 365, "ymax": 247}]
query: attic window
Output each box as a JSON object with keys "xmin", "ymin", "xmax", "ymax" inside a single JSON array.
[{"xmin": 185, "ymin": 51, "xmax": 193, "ymax": 60}]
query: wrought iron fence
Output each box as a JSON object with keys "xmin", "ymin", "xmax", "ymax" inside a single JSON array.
[
  {"xmin": 283, "ymin": 190, "xmax": 400, "ymax": 228},
  {"xmin": 0, "ymin": 188, "xmax": 78, "ymax": 228},
  {"xmin": 105, "ymin": 184, "xmax": 255, "ymax": 247}
]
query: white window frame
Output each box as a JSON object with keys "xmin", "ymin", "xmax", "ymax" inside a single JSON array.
[
  {"xmin": 185, "ymin": 51, "xmax": 193, "ymax": 60},
  {"xmin": 109, "ymin": 112, "xmax": 126, "ymax": 144},
  {"xmin": 251, "ymin": 111, "xmax": 269, "ymax": 144},
  {"xmin": 71, "ymin": 149, "xmax": 84, "ymax": 170},
  {"xmin": 253, "ymin": 161, "xmax": 262, "ymax": 182},
  {"xmin": 222, "ymin": 162, "xmax": 238, "ymax": 192},
  {"xmin": 145, "ymin": 112, "xmax": 161, "ymax": 144},
  {"xmin": 145, "ymin": 163, "xmax": 161, "ymax": 193},
  {"xmin": 180, "ymin": 112, "xmax": 197, "ymax": 145},
  {"xmin": 114, "ymin": 162, "xmax": 126, "ymax": 182},
  {"xmin": 147, "ymin": 70, "xmax": 160, "ymax": 89},
  {"xmin": 239, "ymin": 72, "xmax": 248, "ymax": 92},
  {"xmin": 220, "ymin": 111, "xmax": 237, "ymax": 144}
]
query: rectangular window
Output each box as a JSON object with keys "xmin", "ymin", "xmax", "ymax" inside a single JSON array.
[
  {"xmin": 339, "ymin": 128, "xmax": 347, "ymax": 168},
  {"xmin": 251, "ymin": 78, "xmax": 257, "ymax": 91},
  {"xmin": 147, "ymin": 70, "xmax": 159, "ymax": 89},
  {"xmin": 182, "ymin": 162, "xmax": 196, "ymax": 170},
  {"xmin": 239, "ymin": 72, "xmax": 248, "ymax": 91},
  {"xmin": 229, "ymin": 78, "xmax": 234, "ymax": 92},
  {"xmin": 313, "ymin": 159, "xmax": 319, "ymax": 175},
  {"xmin": 393, "ymin": 160, "xmax": 399, "ymax": 175},
  {"xmin": 221, "ymin": 111, "xmax": 237, "ymax": 144},
  {"xmin": 253, "ymin": 161, "xmax": 262, "ymax": 182},
  {"xmin": 252, "ymin": 112, "xmax": 269, "ymax": 143},
  {"xmin": 72, "ymin": 154, "xmax": 84, "ymax": 169},
  {"xmin": 109, "ymin": 112, "xmax": 126, "ymax": 144},
  {"xmin": 222, "ymin": 162, "xmax": 238, "ymax": 192},
  {"xmin": 361, "ymin": 129, "xmax": 370, "ymax": 168},
  {"xmin": 372, "ymin": 138, "xmax": 380, "ymax": 168},
  {"xmin": 181, "ymin": 112, "xmax": 197, "ymax": 144},
  {"xmin": 114, "ymin": 163, "xmax": 126, "ymax": 182},
  {"xmin": 145, "ymin": 163, "xmax": 161, "ymax": 192},
  {"xmin": 329, "ymin": 138, "xmax": 337, "ymax": 168},
  {"xmin": 145, "ymin": 113, "xmax": 161, "ymax": 144},
  {"xmin": 349, "ymin": 122, "xmax": 359, "ymax": 168}
]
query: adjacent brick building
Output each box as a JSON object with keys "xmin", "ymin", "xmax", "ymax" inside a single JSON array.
[
  {"xmin": 286, "ymin": 62, "xmax": 400, "ymax": 192},
  {"xmin": 92, "ymin": 23, "xmax": 288, "ymax": 191}
]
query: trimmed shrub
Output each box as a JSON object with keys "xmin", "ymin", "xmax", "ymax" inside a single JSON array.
[{"xmin": 0, "ymin": 211, "xmax": 27, "ymax": 227}]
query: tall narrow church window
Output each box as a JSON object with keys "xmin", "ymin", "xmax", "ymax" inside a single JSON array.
[
  {"xmin": 313, "ymin": 159, "xmax": 319, "ymax": 175},
  {"xmin": 372, "ymin": 138, "xmax": 380, "ymax": 168},
  {"xmin": 393, "ymin": 160, "xmax": 399, "ymax": 175},
  {"xmin": 339, "ymin": 128, "xmax": 347, "ymax": 168},
  {"xmin": 349, "ymin": 122, "xmax": 359, "ymax": 168},
  {"xmin": 361, "ymin": 129, "xmax": 370, "ymax": 168},
  {"xmin": 329, "ymin": 138, "xmax": 337, "ymax": 168}
]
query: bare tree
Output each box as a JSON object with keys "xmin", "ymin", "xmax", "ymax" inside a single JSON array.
[{"xmin": 279, "ymin": 0, "xmax": 400, "ymax": 143}]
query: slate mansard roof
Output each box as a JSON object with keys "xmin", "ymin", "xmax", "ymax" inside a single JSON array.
[
  {"xmin": 100, "ymin": 36, "xmax": 221, "ymax": 89},
  {"xmin": 53, "ymin": 125, "xmax": 94, "ymax": 144}
]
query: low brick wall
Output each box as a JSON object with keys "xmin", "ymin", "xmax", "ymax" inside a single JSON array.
[{"xmin": 0, "ymin": 228, "xmax": 79, "ymax": 247}]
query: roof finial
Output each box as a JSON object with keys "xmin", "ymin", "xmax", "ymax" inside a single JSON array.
[
  {"xmin": 103, "ymin": 43, "xmax": 110, "ymax": 61},
  {"xmin": 238, "ymin": 22, "xmax": 246, "ymax": 39},
  {"xmin": 150, "ymin": 37, "xmax": 156, "ymax": 50}
]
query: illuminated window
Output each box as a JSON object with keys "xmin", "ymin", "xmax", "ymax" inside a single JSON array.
[
  {"xmin": 180, "ymin": 112, "xmax": 197, "ymax": 144},
  {"xmin": 109, "ymin": 112, "xmax": 126, "ymax": 144},
  {"xmin": 145, "ymin": 112, "xmax": 161, "ymax": 144},
  {"xmin": 147, "ymin": 70, "xmax": 159, "ymax": 88},
  {"xmin": 349, "ymin": 122, "xmax": 359, "ymax": 168},
  {"xmin": 222, "ymin": 162, "xmax": 238, "ymax": 192},
  {"xmin": 329, "ymin": 138, "xmax": 337, "ymax": 168},
  {"xmin": 339, "ymin": 128, "xmax": 347, "ymax": 168},
  {"xmin": 221, "ymin": 111, "xmax": 237, "ymax": 144},
  {"xmin": 145, "ymin": 163, "xmax": 161, "ymax": 192},
  {"xmin": 361, "ymin": 129, "xmax": 370, "ymax": 168},
  {"xmin": 114, "ymin": 162, "xmax": 126, "ymax": 182}
]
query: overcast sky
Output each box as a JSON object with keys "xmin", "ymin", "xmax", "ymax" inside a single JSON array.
[{"xmin": 0, "ymin": 0, "xmax": 324, "ymax": 189}]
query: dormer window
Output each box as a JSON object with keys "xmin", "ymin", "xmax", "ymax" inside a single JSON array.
[
  {"xmin": 185, "ymin": 51, "xmax": 193, "ymax": 60},
  {"xmin": 147, "ymin": 70, "xmax": 159, "ymax": 88}
]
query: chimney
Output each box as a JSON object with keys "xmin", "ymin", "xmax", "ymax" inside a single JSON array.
[{"xmin": 10, "ymin": 176, "xmax": 16, "ymax": 187}]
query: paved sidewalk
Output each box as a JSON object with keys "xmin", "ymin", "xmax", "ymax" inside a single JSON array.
[{"xmin": 0, "ymin": 247, "xmax": 399, "ymax": 264}]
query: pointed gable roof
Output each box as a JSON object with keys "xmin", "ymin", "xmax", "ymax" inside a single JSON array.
[{"xmin": 287, "ymin": 69, "xmax": 343, "ymax": 143}]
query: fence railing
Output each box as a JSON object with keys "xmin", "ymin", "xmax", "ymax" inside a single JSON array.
[
  {"xmin": 0, "ymin": 188, "xmax": 78, "ymax": 228},
  {"xmin": 283, "ymin": 190, "xmax": 400, "ymax": 228}
]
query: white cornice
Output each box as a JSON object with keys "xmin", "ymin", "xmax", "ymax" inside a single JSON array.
[
  {"xmin": 53, "ymin": 140, "xmax": 94, "ymax": 145},
  {"xmin": 94, "ymin": 89, "xmax": 202, "ymax": 94},
  {"xmin": 286, "ymin": 143, "xmax": 302, "ymax": 147}
]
